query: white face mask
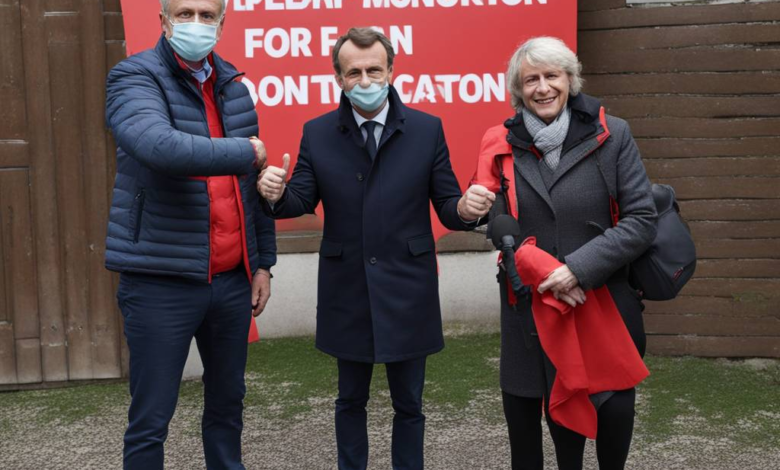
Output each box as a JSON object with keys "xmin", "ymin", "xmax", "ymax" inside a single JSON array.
[{"xmin": 166, "ymin": 16, "xmax": 221, "ymax": 61}]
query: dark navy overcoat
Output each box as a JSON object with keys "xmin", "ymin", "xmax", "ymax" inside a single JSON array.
[{"xmin": 266, "ymin": 87, "xmax": 471, "ymax": 363}]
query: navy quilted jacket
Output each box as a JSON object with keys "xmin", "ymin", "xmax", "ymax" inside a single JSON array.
[{"xmin": 105, "ymin": 35, "xmax": 276, "ymax": 279}]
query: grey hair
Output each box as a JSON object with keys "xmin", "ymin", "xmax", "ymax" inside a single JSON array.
[
  {"xmin": 505, "ymin": 36, "xmax": 583, "ymax": 110},
  {"xmin": 160, "ymin": 0, "xmax": 227, "ymax": 16}
]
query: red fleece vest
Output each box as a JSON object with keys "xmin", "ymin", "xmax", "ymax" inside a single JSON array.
[
  {"xmin": 176, "ymin": 53, "xmax": 259, "ymax": 343},
  {"xmin": 175, "ymin": 54, "xmax": 250, "ymax": 281}
]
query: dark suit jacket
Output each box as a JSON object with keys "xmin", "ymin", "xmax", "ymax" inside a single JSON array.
[{"xmin": 264, "ymin": 86, "xmax": 471, "ymax": 363}]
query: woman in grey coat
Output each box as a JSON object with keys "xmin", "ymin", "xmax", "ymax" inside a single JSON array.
[{"xmin": 476, "ymin": 37, "xmax": 657, "ymax": 470}]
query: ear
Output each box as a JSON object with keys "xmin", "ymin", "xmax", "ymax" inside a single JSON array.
[
  {"xmin": 387, "ymin": 67, "xmax": 393, "ymax": 84},
  {"xmin": 160, "ymin": 12, "xmax": 172, "ymax": 39},
  {"xmin": 335, "ymin": 73, "xmax": 345, "ymax": 90}
]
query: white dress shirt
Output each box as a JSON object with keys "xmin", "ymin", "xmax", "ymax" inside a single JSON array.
[{"xmin": 352, "ymin": 100, "xmax": 390, "ymax": 144}]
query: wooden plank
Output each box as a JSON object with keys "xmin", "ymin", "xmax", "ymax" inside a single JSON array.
[
  {"xmin": 578, "ymin": 0, "xmax": 625, "ymax": 12},
  {"xmin": 644, "ymin": 157, "xmax": 780, "ymax": 178},
  {"xmin": 647, "ymin": 335, "xmax": 780, "ymax": 357},
  {"xmin": 604, "ymin": 96, "xmax": 780, "ymax": 120},
  {"xmin": 44, "ymin": 12, "xmax": 79, "ymax": 42},
  {"xmin": 81, "ymin": 0, "xmax": 121, "ymax": 379},
  {"xmin": 645, "ymin": 295, "xmax": 778, "ymax": 318},
  {"xmin": 21, "ymin": 0, "xmax": 69, "ymax": 383},
  {"xmin": 645, "ymin": 314, "xmax": 780, "ymax": 337},
  {"xmin": 689, "ymin": 220, "xmax": 780, "ymax": 240},
  {"xmin": 585, "ymin": 72, "xmax": 780, "ymax": 97},
  {"xmin": 694, "ymin": 239, "xmax": 780, "ymax": 260},
  {"xmin": 105, "ymin": 40, "xmax": 126, "ymax": 72},
  {"xmin": 45, "ymin": 0, "xmax": 77, "ymax": 11},
  {"xmin": 638, "ymin": 137, "xmax": 780, "ymax": 159},
  {"xmin": 580, "ymin": 48, "xmax": 780, "ymax": 74},
  {"xmin": 0, "ymin": 141, "xmax": 30, "ymax": 168},
  {"xmin": 579, "ymin": 2, "xmax": 780, "ymax": 30},
  {"xmin": 103, "ymin": 11, "xmax": 124, "ymax": 41},
  {"xmin": 588, "ymin": 23, "xmax": 780, "ymax": 51},
  {"xmin": 103, "ymin": 0, "xmax": 121, "ymax": 12},
  {"xmin": 47, "ymin": 13, "xmax": 93, "ymax": 381},
  {"xmin": 626, "ymin": 118, "xmax": 780, "ymax": 139},
  {"xmin": 0, "ymin": 323, "xmax": 16, "ymax": 384},
  {"xmin": 581, "ymin": 23, "xmax": 780, "ymax": 53},
  {"xmin": 15, "ymin": 338, "xmax": 41, "ymax": 384},
  {"xmin": 652, "ymin": 176, "xmax": 779, "ymax": 200},
  {"xmin": 0, "ymin": 196, "xmax": 6, "ymax": 322},
  {"xmin": 679, "ymin": 199, "xmax": 780, "ymax": 221},
  {"xmin": 0, "ymin": 0, "xmax": 27, "ymax": 140},
  {"xmin": 437, "ymin": 231, "xmax": 493, "ymax": 253},
  {"xmin": 0, "ymin": 170, "xmax": 40, "ymax": 339},
  {"xmin": 681, "ymin": 278, "xmax": 780, "ymax": 298},
  {"xmin": 694, "ymin": 259, "xmax": 780, "ymax": 279}
]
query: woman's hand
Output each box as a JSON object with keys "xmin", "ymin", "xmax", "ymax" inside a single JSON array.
[
  {"xmin": 538, "ymin": 265, "xmax": 585, "ymax": 306},
  {"xmin": 554, "ymin": 286, "xmax": 586, "ymax": 307}
]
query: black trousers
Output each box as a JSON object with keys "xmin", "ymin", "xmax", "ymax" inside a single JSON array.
[
  {"xmin": 502, "ymin": 389, "xmax": 636, "ymax": 470},
  {"xmin": 335, "ymin": 357, "xmax": 427, "ymax": 470}
]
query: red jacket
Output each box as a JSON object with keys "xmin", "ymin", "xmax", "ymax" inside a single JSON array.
[{"xmin": 515, "ymin": 238, "xmax": 648, "ymax": 439}]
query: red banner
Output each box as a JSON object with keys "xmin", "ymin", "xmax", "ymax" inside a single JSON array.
[{"xmin": 119, "ymin": 0, "xmax": 576, "ymax": 236}]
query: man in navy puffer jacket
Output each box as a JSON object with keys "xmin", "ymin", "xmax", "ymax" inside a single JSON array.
[{"xmin": 105, "ymin": 1, "xmax": 276, "ymax": 468}]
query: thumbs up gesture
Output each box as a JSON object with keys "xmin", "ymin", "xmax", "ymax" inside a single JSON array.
[{"xmin": 257, "ymin": 154, "xmax": 290, "ymax": 203}]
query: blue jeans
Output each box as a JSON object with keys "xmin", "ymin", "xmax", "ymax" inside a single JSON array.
[
  {"xmin": 335, "ymin": 357, "xmax": 427, "ymax": 470},
  {"xmin": 117, "ymin": 268, "xmax": 251, "ymax": 470}
]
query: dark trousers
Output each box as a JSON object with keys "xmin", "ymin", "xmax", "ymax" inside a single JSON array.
[
  {"xmin": 335, "ymin": 357, "xmax": 427, "ymax": 470},
  {"xmin": 502, "ymin": 389, "xmax": 636, "ymax": 470},
  {"xmin": 117, "ymin": 268, "xmax": 251, "ymax": 470}
]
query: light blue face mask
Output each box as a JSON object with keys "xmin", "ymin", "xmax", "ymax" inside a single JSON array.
[
  {"xmin": 166, "ymin": 17, "xmax": 220, "ymax": 62},
  {"xmin": 345, "ymin": 81, "xmax": 390, "ymax": 113}
]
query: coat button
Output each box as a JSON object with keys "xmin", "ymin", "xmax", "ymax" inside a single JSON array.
[
  {"xmin": 356, "ymin": 172, "xmax": 364, "ymax": 181},
  {"xmin": 369, "ymin": 257, "xmax": 377, "ymax": 265}
]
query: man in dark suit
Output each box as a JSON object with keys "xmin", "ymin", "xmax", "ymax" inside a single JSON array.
[{"xmin": 258, "ymin": 27, "xmax": 494, "ymax": 470}]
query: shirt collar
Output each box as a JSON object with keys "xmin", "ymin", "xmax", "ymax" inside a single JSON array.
[
  {"xmin": 174, "ymin": 52, "xmax": 214, "ymax": 84},
  {"xmin": 352, "ymin": 99, "xmax": 390, "ymax": 128}
]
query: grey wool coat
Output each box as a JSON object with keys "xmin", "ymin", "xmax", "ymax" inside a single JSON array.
[{"xmin": 496, "ymin": 93, "xmax": 657, "ymax": 398}]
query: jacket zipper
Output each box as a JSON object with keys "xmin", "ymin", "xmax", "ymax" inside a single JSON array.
[{"xmin": 133, "ymin": 190, "xmax": 146, "ymax": 243}]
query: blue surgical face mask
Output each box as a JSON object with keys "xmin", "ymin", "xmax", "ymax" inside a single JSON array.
[
  {"xmin": 345, "ymin": 81, "xmax": 390, "ymax": 113},
  {"xmin": 166, "ymin": 16, "xmax": 220, "ymax": 62}
]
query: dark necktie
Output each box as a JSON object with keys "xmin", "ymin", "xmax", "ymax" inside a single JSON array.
[{"xmin": 362, "ymin": 121, "xmax": 378, "ymax": 161}]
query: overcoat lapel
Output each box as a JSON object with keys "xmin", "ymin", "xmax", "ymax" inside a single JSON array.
[
  {"xmin": 507, "ymin": 129, "xmax": 556, "ymax": 216},
  {"xmin": 548, "ymin": 93, "xmax": 604, "ymax": 189},
  {"xmin": 548, "ymin": 136, "xmax": 602, "ymax": 189},
  {"xmin": 336, "ymin": 93, "xmax": 371, "ymax": 159}
]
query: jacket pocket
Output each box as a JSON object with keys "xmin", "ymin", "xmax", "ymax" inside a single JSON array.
[
  {"xmin": 319, "ymin": 239, "xmax": 343, "ymax": 258},
  {"xmin": 129, "ymin": 189, "xmax": 146, "ymax": 243},
  {"xmin": 407, "ymin": 234, "xmax": 435, "ymax": 257}
]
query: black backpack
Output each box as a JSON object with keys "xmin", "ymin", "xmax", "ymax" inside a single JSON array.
[{"xmin": 596, "ymin": 158, "xmax": 697, "ymax": 301}]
